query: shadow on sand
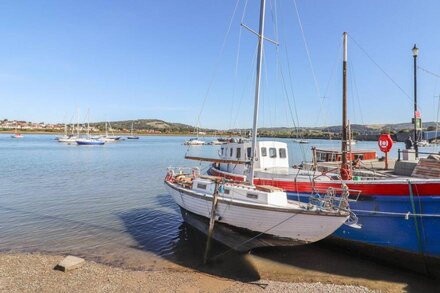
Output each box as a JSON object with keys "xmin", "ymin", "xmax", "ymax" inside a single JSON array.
[{"xmin": 119, "ymin": 194, "xmax": 440, "ymax": 291}]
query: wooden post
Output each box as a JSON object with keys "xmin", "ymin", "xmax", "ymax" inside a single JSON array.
[
  {"xmin": 385, "ymin": 152, "xmax": 388, "ymax": 170},
  {"xmin": 312, "ymin": 147, "xmax": 317, "ymax": 170},
  {"xmin": 203, "ymin": 182, "xmax": 220, "ymax": 264}
]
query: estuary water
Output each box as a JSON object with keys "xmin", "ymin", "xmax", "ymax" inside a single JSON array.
[{"xmin": 2, "ymin": 134, "xmax": 438, "ymax": 284}]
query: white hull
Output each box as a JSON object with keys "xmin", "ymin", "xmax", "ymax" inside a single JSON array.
[
  {"xmin": 99, "ymin": 137, "xmax": 119, "ymax": 142},
  {"xmin": 165, "ymin": 181, "xmax": 348, "ymax": 243},
  {"xmin": 58, "ymin": 137, "xmax": 78, "ymax": 144}
]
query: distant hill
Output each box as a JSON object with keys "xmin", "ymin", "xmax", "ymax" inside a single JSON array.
[
  {"xmin": 90, "ymin": 119, "xmax": 207, "ymax": 133},
  {"xmin": 86, "ymin": 118, "xmax": 439, "ymax": 135}
]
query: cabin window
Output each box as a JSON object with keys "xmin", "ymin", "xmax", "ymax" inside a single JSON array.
[
  {"xmin": 220, "ymin": 148, "xmax": 224, "ymax": 156},
  {"xmin": 247, "ymin": 147, "xmax": 252, "ymax": 159},
  {"xmin": 236, "ymin": 148, "xmax": 241, "ymax": 159},
  {"xmin": 269, "ymin": 148, "xmax": 277, "ymax": 158},
  {"xmin": 247, "ymin": 193, "xmax": 258, "ymax": 199},
  {"xmin": 279, "ymin": 148, "xmax": 287, "ymax": 158},
  {"xmin": 230, "ymin": 148, "xmax": 233, "ymax": 157},
  {"xmin": 197, "ymin": 183, "xmax": 207, "ymax": 190},
  {"xmin": 223, "ymin": 189, "xmax": 230, "ymax": 195},
  {"xmin": 261, "ymin": 147, "xmax": 267, "ymax": 157}
]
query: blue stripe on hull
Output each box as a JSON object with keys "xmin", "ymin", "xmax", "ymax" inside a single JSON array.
[{"xmin": 288, "ymin": 193, "xmax": 440, "ymax": 259}]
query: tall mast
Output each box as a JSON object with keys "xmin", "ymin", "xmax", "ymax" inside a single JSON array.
[
  {"xmin": 77, "ymin": 108, "xmax": 80, "ymax": 137},
  {"xmin": 247, "ymin": 0, "xmax": 266, "ymax": 185},
  {"xmin": 340, "ymin": 32, "xmax": 351, "ymax": 180}
]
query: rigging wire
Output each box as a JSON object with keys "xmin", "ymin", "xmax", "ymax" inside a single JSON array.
[
  {"xmin": 229, "ymin": 0, "xmax": 249, "ymax": 130},
  {"xmin": 349, "ymin": 58, "xmax": 365, "ymax": 125},
  {"xmin": 278, "ymin": 11, "xmax": 301, "ymax": 138},
  {"xmin": 316, "ymin": 37, "xmax": 342, "ymax": 137},
  {"xmin": 291, "ymin": 0, "xmax": 322, "ymax": 100},
  {"xmin": 417, "ymin": 65, "xmax": 440, "ymax": 79},
  {"xmin": 197, "ymin": 0, "xmax": 241, "ymax": 129},
  {"xmin": 348, "ymin": 34, "xmax": 412, "ymax": 103}
]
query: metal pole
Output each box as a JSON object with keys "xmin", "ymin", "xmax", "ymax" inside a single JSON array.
[
  {"xmin": 341, "ymin": 32, "xmax": 350, "ymax": 179},
  {"xmin": 248, "ymin": 0, "xmax": 266, "ymax": 185},
  {"xmin": 413, "ymin": 46, "xmax": 419, "ymax": 158}
]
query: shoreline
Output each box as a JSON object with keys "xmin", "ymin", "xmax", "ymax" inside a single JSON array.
[
  {"xmin": 2, "ymin": 251, "xmax": 439, "ymax": 292},
  {"xmin": 0, "ymin": 131, "xmax": 387, "ymax": 141},
  {"xmin": 0, "ymin": 252, "xmax": 380, "ymax": 293}
]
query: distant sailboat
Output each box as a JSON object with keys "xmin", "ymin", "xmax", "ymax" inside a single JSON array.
[
  {"xmin": 127, "ymin": 121, "xmax": 139, "ymax": 139},
  {"xmin": 99, "ymin": 121, "xmax": 121, "ymax": 142},
  {"xmin": 76, "ymin": 111, "xmax": 105, "ymax": 146},
  {"xmin": 184, "ymin": 126, "xmax": 205, "ymax": 145},
  {"xmin": 59, "ymin": 110, "xmax": 81, "ymax": 144},
  {"xmin": 11, "ymin": 122, "xmax": 23, "ymax": 138}
]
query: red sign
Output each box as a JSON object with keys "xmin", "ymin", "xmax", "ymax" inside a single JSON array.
[
  {"xmin": 415, "ymin": 111, "xmax": 421, "ymax": 118},
  {"xmin": 378, "ymin": 134, "xmax": 393, "ymax": 153}
]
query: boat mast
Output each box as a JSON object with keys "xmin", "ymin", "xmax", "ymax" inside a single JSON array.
[
  {"xmin": 340, "ymin": 32, "xmax": 351, "ymax": 180},
  {"xmin": 77, "ymin": 108, "xmax": 80, "ymax": 137},
  {"xmin": 247, "ymin": 0, "xmax": 266, "ymax": 185}
]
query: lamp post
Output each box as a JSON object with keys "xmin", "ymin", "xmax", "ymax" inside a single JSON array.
[{"xmin": 412, "ymin": 44, "xmax": 419, "ymax": 158}]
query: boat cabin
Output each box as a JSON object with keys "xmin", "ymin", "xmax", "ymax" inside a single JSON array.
[
  {"xmin": 314, "ymin": 148, "xmax": 376, "ymax": 162},
  {"xmin": 191, "ymin": 177, "xmax": 288, "ymax": 206},
  {"xmin": 218, "ymin": 140, "xmax": 289, "ymax": 174}
]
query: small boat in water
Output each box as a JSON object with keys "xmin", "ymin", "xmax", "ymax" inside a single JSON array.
[
  {"xmin": 165, "ymin": 168, "xmax": 352, "ymax": 247},
  {"xmin": 58, "ymin": 135, "xmax": 79, "ymax": 144},
  {"xmin": 293, "ymin": 138, "xmax": 309, "ymax": 144},
  {"xmin": 11, "ymin": 123, "xmax": 23, "ymax": 138},
  {"xmin": 76, "ymin": 110, "xmax": 105, "ymax": 146},
  {"xmin": 76, "ymin": 138, "xmax": 105, "ymax": 145},
  {"xmin": 98, "ymin": 121, "xmax": 121, "ymax": 142},
  {"xmin": 127, "ymin": 122, "xmax": 139, "ymax": 139},
  {"xmin": 184, "ymin": 138, "xmax": 205, "ymax": 145},
  {"xmin": 11, "ymin": 133, "xmax": 24, "ymax": 139}
]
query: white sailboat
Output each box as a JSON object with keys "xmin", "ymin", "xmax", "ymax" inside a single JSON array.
[
  {"xmin": 184, "ymin": 126, "xmax": 205, "ymax": 145},
  {"xmin": 59, "ymin": 111, "xmax": 80, "ymax": 144},
  {"xmin": 165, "ymin": 0, "xmax": 352, "ymax": 248},
  {"xmin": 127, "ymin": 121, "xmax": 139, "ymax": 139},
  {"xmin": 99, "ymin": 121, "xmax": 121, "ymax": 142},
  {"xmin": 76, "ymin": 111, "xmax": 105, "ymax": 145}
]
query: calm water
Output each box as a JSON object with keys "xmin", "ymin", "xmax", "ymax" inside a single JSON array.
[{"xmin": 1, "ymin": 134, "xmax": 438, "ymax": 278}]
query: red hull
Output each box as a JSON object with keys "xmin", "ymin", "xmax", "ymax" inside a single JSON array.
[{"xmin": 209, "ymin": 167, "xmax": 440, "ymax": 197}]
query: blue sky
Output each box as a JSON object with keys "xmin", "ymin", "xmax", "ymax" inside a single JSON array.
[{"xmin": 1, "ymin": 0, "xmax": 440, "ymax": 129}]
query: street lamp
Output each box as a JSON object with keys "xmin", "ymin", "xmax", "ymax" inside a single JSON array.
[{"xmin": 412, "ymin": 44, "xmax": 419, "ymax": 158}]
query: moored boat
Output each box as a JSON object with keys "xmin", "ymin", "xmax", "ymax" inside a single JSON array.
[
  {"xmin": 166, "ymin": 0, "xmax": 356, "ymax": 251},
  {"xmin": 127, "ymin": 121, "xmax": 139, "ymax": 139},
  {"xmin": 207, "ymin": 32, "xmax": 440, "ymax": 275},
  {"xmin": 165, "ymin": 168, "xmax": 352, "ymax": 248},
  {"xmin": 11, "ymin": 133, "xmax": 24, "ymax": 139},
  {"xmin": 76, "ymin": 138, "xmax": 105, "ymax": 145}
]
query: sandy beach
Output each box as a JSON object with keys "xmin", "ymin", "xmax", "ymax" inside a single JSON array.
[
  {"xmin": 2, "ymin": 252, "xmax": 440, "ymax": 293},
  {"xmin": 0, "ymin": 252, "xmax": 381, "ymax": 293}
]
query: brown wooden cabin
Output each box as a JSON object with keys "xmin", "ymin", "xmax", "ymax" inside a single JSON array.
[{"xmin": 314, "ymin": 148, "xmax": 377, "ymax": 162}]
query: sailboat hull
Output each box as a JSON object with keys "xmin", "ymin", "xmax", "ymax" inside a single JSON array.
[
  {"xmin": 165, "ymin": 180, "xmax": 348, "ymax": 245},
  {"xmin": 76, "ymin": 139, "xmax": 105, "ymax": 145}
]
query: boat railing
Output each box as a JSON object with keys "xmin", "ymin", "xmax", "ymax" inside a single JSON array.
[
  {"xmin": 397, "ymin": 148, "xmax": 440, "ymax": 161},
  {"xmin": 310, "ymin": 185, "xmax": 361, "ymax": 211},
  {"xmin": 166, "ymin": 167, "xmax": 200, "ymax": 178}
]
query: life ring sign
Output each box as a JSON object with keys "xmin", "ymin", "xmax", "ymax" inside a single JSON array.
[{"xmin": 378, "ymin": 134, "xmax": 393, "ymax": 153}]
